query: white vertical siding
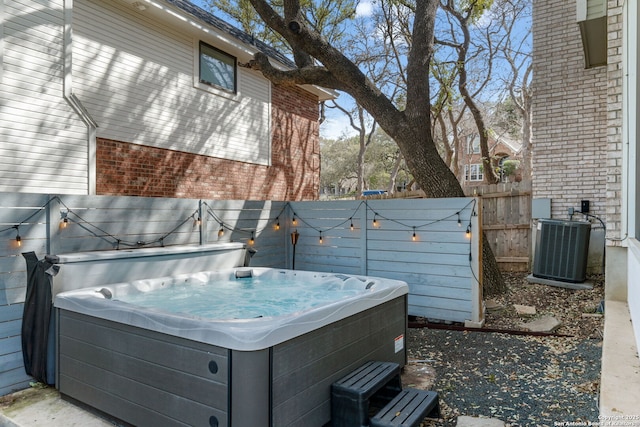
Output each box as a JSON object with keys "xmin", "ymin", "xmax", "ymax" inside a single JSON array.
[
  {"xmin": 629, "ymin": 241, "xmax": 640, "ymax": 350},
  {"xmin": 72, "ymin": 0, "xmax": 271, "ymax": 166},
  {"xmin": 0, "ymin": 0, "xmax": 89, "ymax": 194}
]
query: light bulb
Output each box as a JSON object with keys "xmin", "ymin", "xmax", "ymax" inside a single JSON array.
[{"xmin": 14, "ymin": 226, "xmax": 21, "ymax": 247}]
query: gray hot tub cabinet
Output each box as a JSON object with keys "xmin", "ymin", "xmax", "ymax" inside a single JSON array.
[{"xmin": 56, "ymin": 295, "xmax": 407, "ymax": 427}]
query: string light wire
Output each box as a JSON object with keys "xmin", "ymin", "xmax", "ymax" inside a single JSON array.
[{"xmin": 4, "ymin": 198, "xmax": 477, "ymax": 263}]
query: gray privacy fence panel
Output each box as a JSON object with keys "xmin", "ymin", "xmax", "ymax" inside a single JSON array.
[
  {"xmin": 285, "ymin": 200, "xmax": 366, "ymax": 274},
  {"xmin": 49, "ymin": 195, "xmax": 203, "ymax": 253},
  {"xmin": 365, "ymin": 198, "xmax": 480, "ymax": 323},
  {"xmin": 0, "ymin": 193, "xmax": 52, "ymax": 395},
  {"xmin": 0, "ymin": 192, "xmax": 480, "ymax": 396},
  {"xmin": 202, "ymin": 200, "xmax": 287, "ymax": 268},
  {"xmin": 289, "ymin": 198, "xmax": 481, "ymax": 323}
]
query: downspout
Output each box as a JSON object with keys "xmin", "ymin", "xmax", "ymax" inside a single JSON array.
[{"xmin": 63, "ymin": 0, "xmax": 98, "ymax": 195}]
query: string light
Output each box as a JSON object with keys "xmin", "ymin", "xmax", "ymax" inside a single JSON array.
[
  {"xmin": 5, "ymin": 198, "xmax": 476, "ymax": 255},
  {"xmin": 60, "ymin": 214, "xmax": 69, "ymax": 229},
  {"xmin": 14, "ymin": 226, "xmax": 21, "ymax": 247},
  {"xmin": 3, "ymin": 197, "xmax": 202, "ymax": 251}
]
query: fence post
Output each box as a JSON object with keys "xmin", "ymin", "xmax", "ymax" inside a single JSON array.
[
  {"xmin": 199, "ymin": 200, "xmax": 207, "ymax": 245},
  {"xmin": 284, "ymin": 204, "xmax": 292, "ymax": 269},
  {"xmin": 468, "ymin": 197, "xmax": 484, "ymax": 327},
  {"xmin": 361, "ymin": 201, "xmax": 368, "ymax": 275},
  {"xmin": 46, "ymin": 195, "xmax": 62, "ymax": 255}
]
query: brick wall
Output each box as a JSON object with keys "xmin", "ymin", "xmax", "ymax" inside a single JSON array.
[
  {"xmin": 531, "ymin": 1, "xmax": 608, "ymax": 220},
  {"xmin": 96, "ymin": 85, "xmax": 320, "ymax": 201}
]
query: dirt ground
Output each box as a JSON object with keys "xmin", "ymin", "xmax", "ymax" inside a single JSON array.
[
  {"xmin": 404, "ymin": 272, "xmax": 605, "ymax": 426},
  {"xmin": 483, "ymin": 273, "xmax": 605, "ymax": 340}
]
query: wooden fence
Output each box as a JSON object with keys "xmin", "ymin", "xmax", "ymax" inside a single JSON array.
[
  {"xmin": 367, "ymin": 181, "xmax": 533, "ymax": 272},
  {"xmin": 468, "ymin": 181, "xmax": 532, "ymax": 272},
  {"xmin": 0, "ymin": 192, "xmax": 481, "ymax": 395}
]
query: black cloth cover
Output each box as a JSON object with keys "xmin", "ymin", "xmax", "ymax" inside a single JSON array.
[{"xmin": 21, "ymin": 252, "xmax": 59, "ymax": 385}]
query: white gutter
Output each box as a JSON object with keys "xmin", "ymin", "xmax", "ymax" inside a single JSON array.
[{"xmin": 64, "ymin": 0, "xmax": 98, "ymax": 195}]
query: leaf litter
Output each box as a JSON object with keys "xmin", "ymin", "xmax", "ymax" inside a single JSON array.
[{"xmin": 406, "ymin": 273, "xmax": 604, "ymax": 426}]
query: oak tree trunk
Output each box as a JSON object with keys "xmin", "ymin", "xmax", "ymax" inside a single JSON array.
[{"xmin": 247, "ymin": 0, "xmax": 506, "ymax": 295}]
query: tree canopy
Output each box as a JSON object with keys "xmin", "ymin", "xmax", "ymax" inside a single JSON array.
[{"xmin": 201, "ymin": 0, "xmax": 523, "ymax": 294}]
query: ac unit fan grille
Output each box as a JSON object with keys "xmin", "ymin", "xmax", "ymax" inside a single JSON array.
[{"xmin": 533, "ymin": 220, "xmax": 591, "ymax": 283}]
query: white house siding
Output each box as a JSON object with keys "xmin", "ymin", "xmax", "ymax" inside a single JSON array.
[
  {"xmin": 0, "ymin": 0, "xmax": 89, "ymax": 194},
  {"xmin": 621, "ymin": 0, "xmax": 640, "ymax": 350},
  {"xmin": 72, "ymin": 0, "xmax": 271, "ymax": 166},
  {"xmin": 629, "ymin": 242, "xmax": 640, "ymax": 349}
]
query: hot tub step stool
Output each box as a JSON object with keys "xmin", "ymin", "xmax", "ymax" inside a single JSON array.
[
  {"xmin": 370, "ymin": 388, "xmax": 440, "ymax": 427},
  {"xmin": 331, "ymin": 361, "xmax": 440, "ymax": 427},
  {"xmin": 331, "ymin": 361, "xmax": 402, "ymax": 427}
]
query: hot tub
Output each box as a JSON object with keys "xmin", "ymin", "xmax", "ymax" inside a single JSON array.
[{"xmin": 54, "ymin": 268, "xmax": 408, "ymax": 427}]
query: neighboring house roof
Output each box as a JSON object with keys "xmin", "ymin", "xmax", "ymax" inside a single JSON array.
[
  {"xmin": 166, "ymin": 0, "xmax": 295, "ymax": 68},
  {"xmin": 488, "ymin": 129, "xmax": 522, "ymax": 154}
]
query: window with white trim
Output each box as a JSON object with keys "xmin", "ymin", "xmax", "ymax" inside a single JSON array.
[
  {"xmin": 464, "ymin": 164, "xmax": 484, "ymax": 181},
  {"xmin": 467, "ymin": 135, "xmax": 481, "ymax": 154},
  {"xmin": 199, "ymin": 41, "xmax": 236, "ymax": 93}
]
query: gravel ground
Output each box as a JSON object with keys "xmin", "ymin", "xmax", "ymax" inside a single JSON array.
[{"xmin": 405, "ymin": 273, "xmax": 604, "ymax": 427}]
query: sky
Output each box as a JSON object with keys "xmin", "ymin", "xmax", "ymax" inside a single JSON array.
[{"xmin": 318, "ymin": 1, "xmax": 374, "ymax": 140}]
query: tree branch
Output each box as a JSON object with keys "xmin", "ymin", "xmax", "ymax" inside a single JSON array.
[
  {"xmin": 247, "ymin": 0, "xmax": 406, "ymax": 136},
  {"xmin": 245, "ymin": 52, "xmax": 346, "ymax": 89}
]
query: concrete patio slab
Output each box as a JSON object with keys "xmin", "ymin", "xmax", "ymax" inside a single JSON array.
[
  {"xmin": 0, "ymin": 387, "xmax": 114, "ymax": 427},
  {"xmin": 600, "ymin": 300, "xmax": 640, "ymax": 417},
  {"xmin": 520, "ymin": 315, "xmax": 562, "ymax": 333},
  {"xmin": 526, "ymin": 274, "xmax": 593, "ymax": 290},
  {"xmin": 456, "ymin": 415, "xmax": 505, "ymax": 426}
]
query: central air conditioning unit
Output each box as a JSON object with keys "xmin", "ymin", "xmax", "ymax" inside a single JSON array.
[{"xmin": 533, "ymin": 219, "xmax": 591, "ymax": 283}]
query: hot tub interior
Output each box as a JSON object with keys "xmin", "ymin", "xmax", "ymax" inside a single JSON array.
[{"xmin": 80, "ymin": 269, "xmax": 380, "ymax": 320}]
